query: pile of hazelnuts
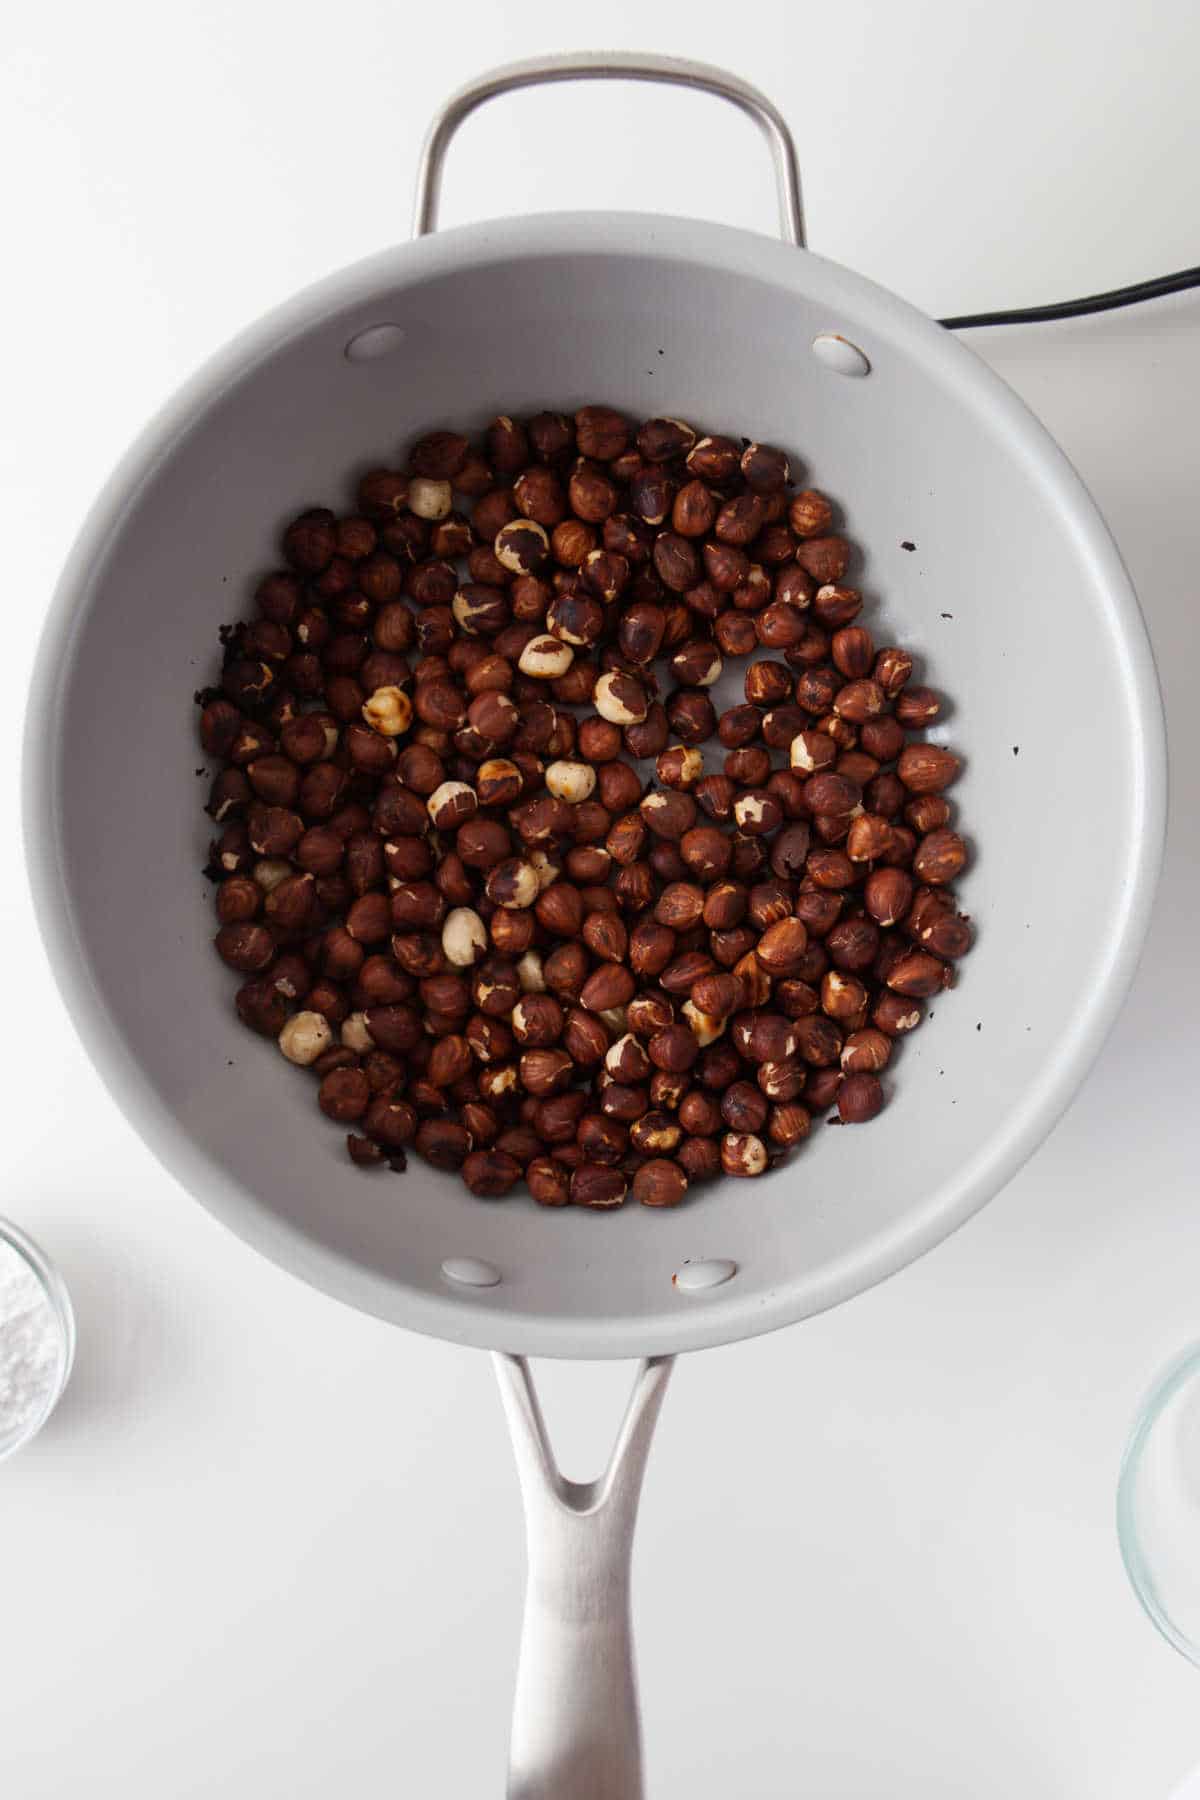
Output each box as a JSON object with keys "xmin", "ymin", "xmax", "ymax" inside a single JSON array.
[{"xmin": 198, "ymin": 405, "xmax": 970, "ymax": 1210}]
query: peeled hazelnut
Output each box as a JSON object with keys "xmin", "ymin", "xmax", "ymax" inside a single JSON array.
[
  {"xmin": 406, "ymin": 478, "xmax": 453, "ymax": 520},
  {"xmin": 545, "ymin": 760, "xmax": 596, "ymax": 804},
  {"xmin": 594, "ymin": 670, "xmax": 649, "ymax": 725},
  {"xmin": 442, "ymin": 907, "xmax": 488, "ymax": 968},
  {"xmin": 517, "ymin": 950, "xmax": 546, "ymax": 994},
  {"xmin": 494, "ymin": 519, "xmax": 551, "ymax": 575},
  {"xmin": 476, "ymin": 759, "xmax": 523, "ymax": 807},
  {"xmin": 680, "ymin": 1000, "xmax": 726, "ymax": 1046},
  {"xmin": 518, "ymin": 635, "xmax": 574, "ymax": 679},
  {"xmin": 733, "ymin": 790, "xmax": 783, "ymax": 836},
  {"xmin": 278, "ymin": 1010, "xmax": 333, "ymax": 1066},
  {"xmin": 721, "ymin": 1132, "xmax": 768, "ymax": 1177},
  {"xmin": 362, "ymin": 685, "xmax": 413, "ymax": 737},
  {"xmin": 486, "ymin": 858, "xmax": 540, "ymax": 910},
  {"xmin": 426, "ymin": 780, "xmax": 478, "ymax": 830}
]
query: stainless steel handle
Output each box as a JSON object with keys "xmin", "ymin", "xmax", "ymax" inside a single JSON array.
[
  {"xmin": 494, "ymin": 1352, "xmax": 675, "ymax": 1800},
  {"xmin": 413, "ymin": 52, "xmax": 805, "ymax": 247}
]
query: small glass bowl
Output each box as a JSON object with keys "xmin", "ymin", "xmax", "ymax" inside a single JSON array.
[
  {"xmin": 1118, "ymin": 1344, "xmax": 1200, "ymax": 1666},
  {"xmin": 0, "ymin": 1219, "xmax": 75, "ymax": 1462}
]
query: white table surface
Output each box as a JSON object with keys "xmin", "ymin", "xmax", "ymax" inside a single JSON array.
[{"xmin": 3, "ymin": 2, "xmax": 1199, "ymax": 1793}]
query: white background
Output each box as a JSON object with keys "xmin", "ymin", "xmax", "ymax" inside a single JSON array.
[{"xmin": 3, "ymin": 2, "xmax": 1200, "ymax": 1794}]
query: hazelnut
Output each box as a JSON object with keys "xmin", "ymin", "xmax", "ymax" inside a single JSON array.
[
  {"xmin": 720, "ymin": 1132, "xmax": 768, "ymax": 1177},
  {"xmin": 536, "ymin": 882, "xmax": 585, "ymax": 938},
  {"xmin": 278, "ymin": 1010, "xmax": 333, "ymax": 1066},
  {"xmin": 518, "ymin": 635, "xmax": 574, "ymax": 679},
  {"xmin": 583, "ymin": 911, "xmax": 628, "ymax": 964},
  {"xmin": 654, "ymin": 882, "xmax": 705, "ymax": 931},
  {"xmin": 406, "ymin": 478, "xmax": 453, "ymax": 521},
  {"xmin": 580, "ymin": 964, "xmax": 636, "ymax": 1013},
  {"xmin": 864, "ymin": 867, "xmax": 914, "ymax": 927},
  {"xmin": 755, "ymin": 917, "xmax": 809, "ymax": 976},
  {"xmin": 630, "ymin": 1110, "xmax": 683, "ymax": 1155},
  {"xmin": 740, "ymin": 442, "xmax": 790, "ymax": 491},
  {"xmin": 441, "ymin": 907, "xmax": 488, "ymax": 968},
  {"xmin": 714, "ymin": 493, "xmax": 765, "ymax": 546},
  {"xmin": 648, "ymin": 1023, "xmax": 700, "ymax": 1073},
  {"xmin": 594, "ymin": 670, "xmax": 649, "ymax": 726},
  {"xmin": 486, "ymin": 858, "xmax": 540, "ymax": 910},
  {"xmin": 785, "ymin": 490, "xmax": 831, "ymax": 538},
  {"xmin": 670, "ymin": 639, "xmax": 723, "ymax": 687},
  {"xmin": 912, "ymin": 828, "xmax": 967, "ymax": 885},
  {"xmin": 886, "ymin": 950, "xmax": 951, "ymax": 998},
  {"xmin": 837, "ymin": 1072, "xmax": 884, "ymax": 1124},
  {"xmin": 897, "ymin": 745, "xmax": 960, "ymax": 794},
  {"xmin": 458, "ymin": 1150, "xmax": 521, "ymax": 1197},
  {"xmin": 545, "ymin": 760, "xmax": 596, "ymax": 805},
  {"xmin": 733, "ymin": 790, "xmax": 783, "ymax": 837},
  {"xmin": 722, "ymin": 1081, "xmax": 769, "ymax": 1135},
  {"xmin": 680, "ymin": 1000, "xmax": 725, "ymax": 1047},
  {"xmin": 514, "ymin": 950, "xmax": 544, "ymax": 995},
  {"xmin": 476, "ymin": 759, "xmax": 523, "ymax": 807},
  {"xmin": 527, "ymin": 1156, "xmax": 571, "ymax": 1206},
  {"xmin": 632, "ymin": 1160, "xmax": 688, "ymax": 1207},
  {"xmin": 494, "ymin": 519, "xmax": 551, "ymax": 575},
  {"xmin": 563, "ymin": 1009, "xmax": 611, "ymax": 1065},
  {"xmin": 570, "ymin": 1164, "xmax": 628, "ymax": 1208},
  {"xmin": 426, "ymin": 780, "xmax": 478, "ymax": 830},
  {"xmin": 519, "ymin": 1049, "xmax": 574, "ymax": 1096},
  {"xmin": 511, "ymin": 994, "xmax": 565, "ymax": 1047},
  {"xmin": 362, "ymin": 685, "xmax": 413, "ymax": 738}
]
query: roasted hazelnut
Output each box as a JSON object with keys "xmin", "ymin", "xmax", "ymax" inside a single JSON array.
[
  {"xmin": 740, "ymin": 441, "xmax": 790, "ymax": 491},
  {"xmin": 574, "ymin": 405, "xmax": 629, "ymax": 461},
  {"xmin": 745, "ymin": 660, "xmax": 792, "ymax": 707},
  {"xmin": 509, "ymin": 993, "xmax": 564, "ymax": 1048},
  {"xmin": 516, "ymin": 1047, "xmax": 572, "ymax": 1097},
  {"xmin": 656, "ymin": 745, "xmax": 704, "ymax": 790},
  {"xmin": 570, "ymin": 1164, "xmax": 628, "ymax": 1208},
  {"xmin": 753, "ymin": 917, "xmax": 808, "ymax": 977},
  {"xmin": 423, "ymin": 780, "xmax": 476, "ymax": 831},
  {"xmin": 648, "ymin": 1023, "xmax": 699, "ymax": 1073},
  {"xmin": 629, "ymin": 1109, "xmax": 683, "ymax": 1155},
  {"xmin": 703, "ymin": 541, "xmax": 750, "ymax": 593},
  {"xmin": 790, "ymin": 727, "xmax": 839, "ymax": 774},
  {"xmin": 623, "ymin": 703, "xmax": 670, "ymax": 761},
  {"xmin": 628, "ymin": 1160, "xmax": 686, "ymax": 1207},
  {"xmin": 520, "ymin": 854, "xmax": 566, "ymax": 915},
  {"xmin": 714, "ymin": 493, "xmax": 765, "ymax": 547},
  {"xmin": 912, "ymin": 827, "xmax": 967, "ymax": 885},
  {"xmin": 863, "ymin": 867, "xmax": 914, "ymax": 927},
  {"xmin": 579, "ymin": 964, "xmax": 636, "ymax": 1013},
  {"xmin": 665, "ymin": 690, "xmax": 716, "ymax": 746},
  {"xmin": 721, "ymin": 1081, "xmax": 768, "ymax": 1135},
  {"xmin": 885, "ymin": 950, "xmax": 951, "ymax": 999},
  {"xmin": 670, "ymin": 639, "xmax": 722, "ymax": 687},
  {"xmin": 604, "ymin": 1032, "xmax": 652, "ymax": 1085},
  {"xmin": 720, "ymin": 1132, "xmax": 768, "ymax": 1177},
  {"xmin": 837, "ymin": 1072, "xmax": 884, "ymax": 1124},
  {"xmin": 594, "ymin": 670, "xmax": 649, "ymax": 726},
  {"xmin": 527, "ymin": 1156, "xmax": 571, "ymax": 1206}
]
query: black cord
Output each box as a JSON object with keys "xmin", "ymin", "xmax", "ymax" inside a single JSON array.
[{"xmin": 940, "ymin": 263, "xmax": 1200, "ymax": 330}]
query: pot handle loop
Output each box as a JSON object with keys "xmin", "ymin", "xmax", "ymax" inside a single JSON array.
[
  {"xmin": 494, "ymin": 1351, "xmax": 675, "ymax": 1800},
  {"xmin": 413, "ymin": 52, "xmax": 805, "ymax": 247}
]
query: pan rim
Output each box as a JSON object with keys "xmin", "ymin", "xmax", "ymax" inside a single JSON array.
[{"xmin": 22, "ymin": 210, "xmax": 1167, "ymax": 1358}]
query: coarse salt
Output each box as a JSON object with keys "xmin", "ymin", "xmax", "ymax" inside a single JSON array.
[{"xmin": 0, "ymin": 1237, "xmax": 65, "ymax": 1453}]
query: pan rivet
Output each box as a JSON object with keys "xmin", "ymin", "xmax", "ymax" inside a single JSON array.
[
  {"xmin": 344, "ymin": 323, "xmax": 407, "ymax": 363},
  {"xmin": 441, "ymin": 1256, "xmax": 501, "ymax": 1288},
  {"xmin": 673, "ymin": 1259, "xmax": 737, "ymax": 1292},
  {"xmin": 811, "ymin": 333, "xmax": 871, "ymax": 377}
]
